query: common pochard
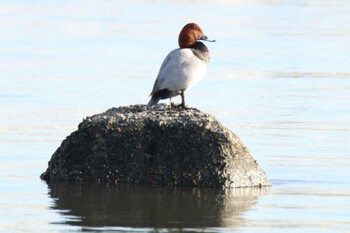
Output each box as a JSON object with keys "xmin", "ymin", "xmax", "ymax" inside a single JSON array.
[{"xmin": 148, "ymin": 23, "xmax": 215, "ymax": 108}]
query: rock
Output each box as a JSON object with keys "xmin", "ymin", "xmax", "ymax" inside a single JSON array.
[{"xmin": 40, "ymin": 104, "xmax": 271, "ymax": 188}]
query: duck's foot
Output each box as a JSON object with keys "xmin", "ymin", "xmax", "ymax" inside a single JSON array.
[{"xmin": 168, "ymin": 102, "xmax": 190, "ymax": 110}]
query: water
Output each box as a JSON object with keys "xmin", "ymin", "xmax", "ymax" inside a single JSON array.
[{"xmin": 1, "ymin": 0, "xmax": 350, "ymax": 232}]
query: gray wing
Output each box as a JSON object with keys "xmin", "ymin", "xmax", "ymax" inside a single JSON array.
[{"xmin": 150, "ymin": 49, "xmax": 180, "ymax": 96}]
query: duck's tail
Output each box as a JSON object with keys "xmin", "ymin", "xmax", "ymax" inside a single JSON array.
[{"xmin": 147, "ymin": 97, "xmax": 160, "ymax": 107}]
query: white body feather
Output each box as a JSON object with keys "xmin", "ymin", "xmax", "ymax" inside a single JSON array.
[{"xmin": 151, "ymin": 48, "xmax": 208, "ymax": 95}]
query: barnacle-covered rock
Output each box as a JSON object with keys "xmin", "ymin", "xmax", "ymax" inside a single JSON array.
[{"xmin": 40, "ymin": 104, "xmax": 271, "ymax": 188}]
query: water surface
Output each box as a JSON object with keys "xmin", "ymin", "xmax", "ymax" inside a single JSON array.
[{"xmin": 0, "ymin": 0, "xmax": 350, "ymax": 232}]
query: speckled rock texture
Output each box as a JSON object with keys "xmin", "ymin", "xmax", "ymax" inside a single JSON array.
[{"xmin": 40, "ymin": 104, "xmax": 271, "ymax": 188}]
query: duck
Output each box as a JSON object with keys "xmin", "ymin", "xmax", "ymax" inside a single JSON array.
[{"xmin": 147, "ymin": 23, "xmax": 215, "ymax": 109}]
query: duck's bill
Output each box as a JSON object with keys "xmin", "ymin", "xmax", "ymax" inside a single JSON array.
[{"xmin": 200, "ymin": 35, "xmax": 216, "ymax": 42}]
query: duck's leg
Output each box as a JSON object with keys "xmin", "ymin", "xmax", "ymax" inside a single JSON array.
[
  {"xmin": 168, "ymin": 98, "xmax": 174, "ymax": 111},
  {"xmin": 180, "ymin": 90, "xmax": 188, "ymax": 109}
]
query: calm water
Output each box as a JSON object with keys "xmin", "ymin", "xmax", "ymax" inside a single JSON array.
[{"xmin": 1, "ymin": 0, "xmax": 350, "ymax": 232}]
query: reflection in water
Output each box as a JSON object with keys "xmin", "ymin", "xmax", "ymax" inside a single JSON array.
[{"xmin": 48, "ymin": 182, "xmax": 267, "ymax": 230}]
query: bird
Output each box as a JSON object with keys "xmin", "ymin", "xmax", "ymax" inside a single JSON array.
[{"xmin": 147, "ymin": 23, "xmax": 215, "ymax": 109}]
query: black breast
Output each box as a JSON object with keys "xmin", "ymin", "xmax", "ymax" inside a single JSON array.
[{"xmin": 190, "ymin": 42, "xmax": 210, "ymax": 64}]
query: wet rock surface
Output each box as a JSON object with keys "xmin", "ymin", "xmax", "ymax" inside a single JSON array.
[{"xmin": 40, "ymin": 104, "xmax": 271, "ymax": 188}]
